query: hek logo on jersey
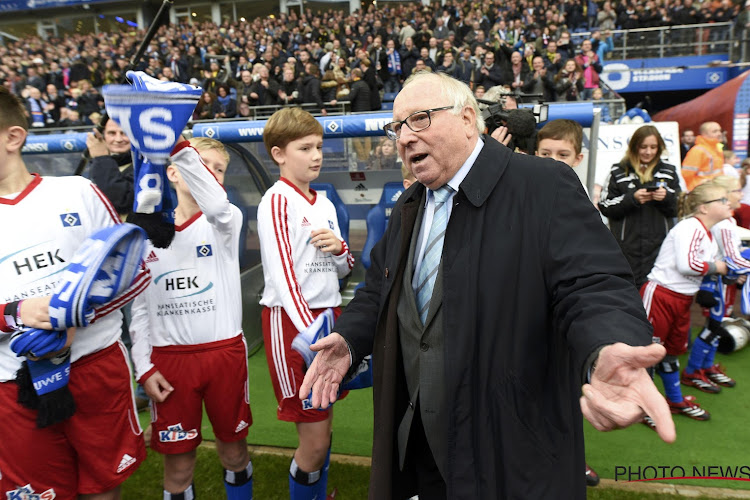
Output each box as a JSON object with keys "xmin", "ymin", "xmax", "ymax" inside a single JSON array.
[
  {"xmin": 5, "ymin": 484, "xmax": 56, "ymax": 500},
  {"xmin": 59, "ymin": 212, "xmax": 81, "ymax": 227},
  {"xmin": 159, "ymin": 423, "xmax": 199, "ymax": 442}
]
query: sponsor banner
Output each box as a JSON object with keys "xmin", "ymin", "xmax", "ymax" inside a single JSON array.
[
  {"xmin": 600, "ymin": 55, "xmax": 730, "ymax": 93},
  {"xmin": 0, "ymin": 0, "xmax": 119, "ymax": 12},
  {"xmin": 733, "ymin": 112, "xmax": 749, "ymax": 160},
  {"xmin": 573, "ymin": 121, "xmax": 682, "ymax": 189},
  {"xmin": 22, "ymin": 133, "xmax": 88, "ymax": 155}
]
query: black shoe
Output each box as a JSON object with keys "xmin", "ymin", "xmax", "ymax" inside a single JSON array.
[{"xmin": 585, "ymin": 463, "xmax": 600, "ymax": 487}]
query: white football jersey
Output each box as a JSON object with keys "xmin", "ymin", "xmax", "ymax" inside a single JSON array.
[
  {"xmin": 258, "ymin": 178, "xmax": 354, "ymax": 333},
  {"xmin": 129, "ymin": 143, "xmax": 243, "ymax": 380},
  {"xmin": 647, "ymin": 216, "xmax": 719, "ymax": 295},
  {"xmin": 0, "ymin": 175, "xmax": 150, "ymax": 382}
]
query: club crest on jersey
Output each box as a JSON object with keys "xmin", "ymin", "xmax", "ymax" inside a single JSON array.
[
  {"xmin": 5, "ymin": 484, "xmax": 56, "ymax": 500},
  {"xmin": 59, "ymin": 212, "xmax": 81, "ymax": 227},
  {"xmin": 328, "ymin": 220, "xmax": 334, "ymax": 230},
  {"xmin": 159, "ymin": 423, "xmax": 199, "ymax": 442},
  {"xmin": 196, "ymin": 244, "xmax": 212, "ymax": 258}
]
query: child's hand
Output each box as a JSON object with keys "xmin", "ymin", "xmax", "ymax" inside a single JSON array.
[{"xmin": 310, "ymin": 228, "xmax": 343, "ymax": 254}]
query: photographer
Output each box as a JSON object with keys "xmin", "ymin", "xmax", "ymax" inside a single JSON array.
[{"xmin": 598, "ymin": 125, "xmax": 681, "ymax": 288}]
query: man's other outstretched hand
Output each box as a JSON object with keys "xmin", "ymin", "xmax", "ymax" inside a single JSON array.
[
  {"xmin": 299, "ymin": 332, "xmax": 351, "ymax": 409},
  {"xmin": 581, "ymin": 343, "xmax": 676, "ymax": 444}
]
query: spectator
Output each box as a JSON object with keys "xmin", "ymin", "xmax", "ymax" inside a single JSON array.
[
  {"xmin": 216, "ymin": 84, "xmax": 237, "ymax": 118},
  {"xmin": 399, "ymin": 37, "xmax": 420, "ymax": 80},
  {"xmin": 384, "ymin": 39, "xmax": 402, "ymax": 94},
  {"xmin": 574, "ymin": 39, "xmax": 603, "ymax": 99},
  {"xmin": 86, "ymin": 119, "xmax": 134, "ymax": 218},
  {"xmin": 554, "ymin": 59, "xmax": 585, "ymax": 101},
  {"xmin": 523, "ymin": 56, "xmax": 556, "ymax": 101},
  {"xmin": 278, "ymin": 66, "xmax": 301, "ymax": 106},
  {"xmin": 503, "ymin": 51, "xmax": 530, "ymax": 92},
  {"xmin": 734, "ymin": 158, "xmax": 750, "ymax": 229},
  {"xmin": 680, "ymin": 128, "xmax": 696, "ymax": 161},
  {"xmin": 591, "ymin": 87, "xmax": 613, "ymax": 123},
  {"xmin": 24, "ymin": 87, "xmax": 52, "ymax": 128},
  {"xmin": 598, "ymin": 1, "xmax": 618, "ymax": 31},
  {"xmin": 367, "ymin": 137, "xmax": 400, "ymax": 170},
  {"xmin": 337, "ymin": 68, "xmax": 371, "ymax": 112},
  {"xmin": 474, "ymin": 50, "xmax": 504, "ymax": 90},
  {"xmin": 598, "ymin": 125, "xmax": 681, "ymax": 288},
  {"xmin": 44, "ymin": 83, "xmax": 66, "ymax": 125},
  {"xmin": 360, "ymin": 58, "xmax": 382, "ymax": 112},
  {"xmin": 723, "ymin": 150, "xmax": 740, "ymax": 178},
  {"xmin": 332, "ymin": 56, "xmax": 352, "ymax": 99},
  {"xmin": 194, "ymin": 91, "xmax": 223, "ymax": 120},
  {"xmin": 300, "ymin": 62, "xmax": 326, "ymax": 114}
]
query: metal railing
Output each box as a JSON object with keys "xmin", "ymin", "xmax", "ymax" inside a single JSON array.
[{"xmin": 570, "ymin": 22, "xmax": 736, "ymax": 60}]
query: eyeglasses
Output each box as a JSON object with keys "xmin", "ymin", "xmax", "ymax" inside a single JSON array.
[
  {"xmin": 704, "ymin": 197, "xmax": 729, "ymax": 205},
  {"xmin": 383, "ymin": 106, "xmax": 454, "ymax": 140}
]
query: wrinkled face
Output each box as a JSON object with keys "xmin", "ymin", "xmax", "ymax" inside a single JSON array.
[
  {"xmin": 392, "ymin": 79, "xmax": 473, "ymax": 190},
  {"xmin": 511, "ymin": 52, "xmax": 522, "ymax": 64},
  {"xmin": 637, "ymin": 134, "xmax": 659, "ymax": 165},
  {"xmin": 103, "ymin": 119, "xmax": 131, "ymax": 154}
]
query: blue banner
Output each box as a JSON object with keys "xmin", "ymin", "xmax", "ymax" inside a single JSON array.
[
  {"xmin": 22, "ymin": 102, "xmax": 595, "ymax": 154},
  {"xmin": 0, "ymin": 0, "xmax": 119, "ymax": 12},
  {"xmin": 600, "ymin": 55, "xmax": 730, "ymax": 93}
]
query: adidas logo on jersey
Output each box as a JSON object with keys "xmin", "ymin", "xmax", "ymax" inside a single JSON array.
[
  {"xmin": 145, "ymin": 251, "xmax": 159, "ymax": 263},
  {"xmin": 391, "ymin": 190, "xmax": 403, "ymax": 202},
  {"xmin": 354, "ymin": 183, "xmax": 367, "ymax": 191},
  {"xmin": 301, "ymin": 217, "xmax": 311, "ymax": 227},
  {"xmin": 235, "ymin": 420, "xmax": 249, "ymax": 433},
  {"xmin": 5, "ymin": 484, "xmax": 56, "ymax": 500},
  {"xmin": 116, "ymin": 454, "xmax": 136, "ymax": 473}
]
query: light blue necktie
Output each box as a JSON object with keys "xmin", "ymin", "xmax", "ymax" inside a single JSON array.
[{"xmin": 415, "ymin": 185, "xmax": 454, "ymax": 324}]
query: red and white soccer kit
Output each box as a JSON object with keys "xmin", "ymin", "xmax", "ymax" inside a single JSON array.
[
  {"xmin": 641, "ymin": 217, "xmax": 719, "ymax": 355},
  {"xmin": 130, "ymin": 142, "xmax": 251, "ymax": 453},
  {"xmin": 0, "ymin": 175, "xmax": 150, "ymax": 499},
  {"xmin": 712, "ymin": 217, "xmax": 750, "ymax": 314},
  {"xmin": 258, "ymin": 178, "xmax": 354, "ymax": 422}
]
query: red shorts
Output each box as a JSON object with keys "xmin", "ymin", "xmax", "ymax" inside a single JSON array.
[
  {"xmin": 0, "ymin": 341, "xmax": 145, "ymax": 500},
  {"xmin": 641, "ymin": 281, "xmax": 693, "ymax": 356},
  {"xmin": 149, "ymin": 334, "xmax": 252, "ymax": 454},
  {"xmin": 262, "ymin": 306, "xmax": 347, "ymax": 423}
]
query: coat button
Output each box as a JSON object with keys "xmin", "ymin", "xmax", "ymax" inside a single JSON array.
[
  {"xmin": 420, "ymin": 342, "xmax": 429, "ymax": 352},
  {"xmin": 409, "ymin": 400, "xmax": 414, "ymax": 409},
  {"xmin": 385, "ymin": 267, "xmax": 389, "ymax": 278}
]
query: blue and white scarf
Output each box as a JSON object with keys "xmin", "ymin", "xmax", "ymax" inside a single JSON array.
[
  {"xmin": 102, "ymin": 71, "xmax": 201, "ymax": 221},
  {"xmin": 10, "ymin": 223, "xmax": 148, "ymax": 427},
  {"xmin": 292, "ymin": 308, "xmax": 373, "ymax": 393}
]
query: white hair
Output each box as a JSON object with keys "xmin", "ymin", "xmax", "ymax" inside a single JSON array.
[{"xmin": 402, "ymin": 71, "xmax": 485, "ymax": 134}]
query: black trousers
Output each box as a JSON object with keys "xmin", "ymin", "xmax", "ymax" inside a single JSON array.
[{"xmin": 402, "ymin": 400, "xmax": 447, "ymax": 500}]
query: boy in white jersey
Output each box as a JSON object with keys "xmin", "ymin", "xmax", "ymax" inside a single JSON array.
[
  {"xmin": 0, "ymin": 87, "xmax": 149, "ymax": 499},
  {"xmin": 130, "ymin": 137, "xmax": 253, "ymax": 500},
  {"xmin": 258, "ymin": 107, "xmax": 354, "ymax": 500}
]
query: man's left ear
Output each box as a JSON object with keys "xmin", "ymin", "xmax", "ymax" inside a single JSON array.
[
  {"xmin": 462, "ymin": 105, "xmax": 476, "ymax": 135},
  {"xmin": 166, "ymin": 164, "xmax": 179, "ymax": 182}
]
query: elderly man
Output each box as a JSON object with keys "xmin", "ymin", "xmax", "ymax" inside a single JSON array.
[
  {"xmin": 682, "ymin": 121, "xmax": 724, "ymax": 191},
  {"xmin": 301, "ymin": 72, "xmax": 674, "ymax": 499}
]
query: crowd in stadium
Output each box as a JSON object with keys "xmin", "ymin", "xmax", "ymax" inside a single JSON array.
[{"xmin": 0, "ymin": 0, "xmax": 744, "ymax": 126}]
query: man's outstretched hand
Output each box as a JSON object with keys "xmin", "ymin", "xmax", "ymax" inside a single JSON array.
[
  {"xmin": 299, "ymin": 332, "xmax": 351, "ymax": 409},
  {"xmin": 580, "ymin": 343, "xmax": 676, "ymax": 444}
]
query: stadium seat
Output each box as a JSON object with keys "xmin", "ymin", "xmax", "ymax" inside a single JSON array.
[
  {"xmin": 361, "ymin": 182, "xmax": 405, "ymax": 270},
  {"xmin": 382, "ymin": 92, "xmax": 398, "ymax": 102},
  {"xmin": 310, "ymin": 183, "xmax": 350, "ymax": 244}
]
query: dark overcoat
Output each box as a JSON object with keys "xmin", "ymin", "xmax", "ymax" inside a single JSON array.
[{"xmin": 335, "ymin": 137, "xmax": 653, "ymax": 499}]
